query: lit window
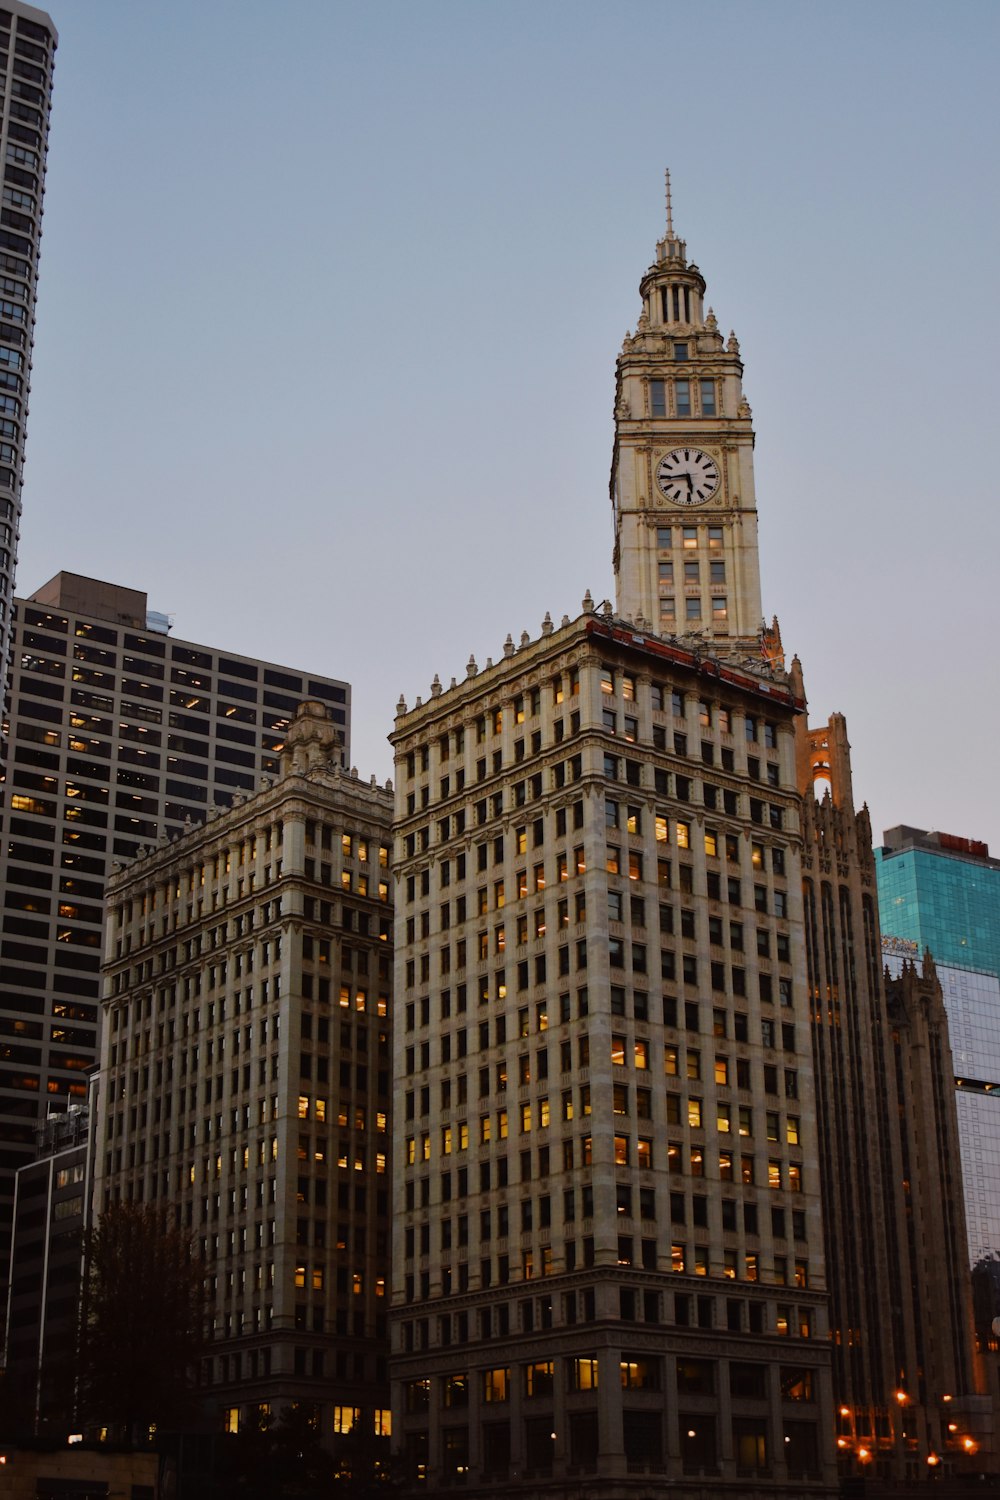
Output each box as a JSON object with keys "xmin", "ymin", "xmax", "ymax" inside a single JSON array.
[
  {"xmin": 483, "ymin": 1368, "xmax": 509, "ymax": 1402},
  {"xmin": 333, "ymin": 1406, "xmax": 360, "ymax": 1434},
  {"xmin": 525, "ymin": 1360, "xmax": 555, "ymax": 1397}
]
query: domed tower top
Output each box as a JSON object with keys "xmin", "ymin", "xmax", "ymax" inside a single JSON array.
[{"xmin": 640, "ymin": 169, "xmax": 708, "ymax": 331}]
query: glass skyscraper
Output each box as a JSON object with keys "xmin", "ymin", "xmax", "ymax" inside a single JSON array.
[{"xmin": 877, "ymin": 827, "xmax": 1000, "ymax": 1265}]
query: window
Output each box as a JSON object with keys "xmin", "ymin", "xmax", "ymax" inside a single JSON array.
[
  {"xmin": 700, "ymin": 379, "xmax": 716, "ymax": 417},
  {"xmin": 675, "ymin": 379, "xmax": 691, "ymax": 416},
  {"xmin": 685, "ymin": 598, "xmax": 700, "ymax": 620},
  {"xmin": 483, "ymin": 1367, "xmax": 509, "ymax": 1402},
  {"xmin": 620, "ymin": 1356, "xmax": 659, "ymax": 1389},
  {"xmin": 651, "ymin": 379, "xmax": 666, "ymax": 417}
]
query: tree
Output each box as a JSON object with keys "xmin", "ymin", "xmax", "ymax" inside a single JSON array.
[
  {"xmin": 80, "ymin": 1201, "xmax": 206, "ymax": 1440},
  {"xmin": 214, "ymin": 1406, "xmax": 403, "ymax": 1500}
]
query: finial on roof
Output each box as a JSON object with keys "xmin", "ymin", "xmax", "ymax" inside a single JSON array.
[{"xmin": 665, "ymin": 167, "xmax": 673, "ymax": 237}]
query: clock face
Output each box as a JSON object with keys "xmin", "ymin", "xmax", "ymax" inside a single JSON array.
[{"xmin": 656, "ymin": 447, "xmax": 720, "ymax": 506}]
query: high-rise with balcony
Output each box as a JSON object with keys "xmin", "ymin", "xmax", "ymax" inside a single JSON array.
[{"xmin": 0, "ymin": 3, "xmax": 57, "ymax": 684}]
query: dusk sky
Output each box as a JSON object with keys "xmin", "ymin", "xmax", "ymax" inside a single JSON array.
[{"xmin": 19, "ymin": 1, "xmax": 1000, "ymax": 846}]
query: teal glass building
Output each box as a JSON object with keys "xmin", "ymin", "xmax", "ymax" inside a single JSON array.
[
  {"xmin": 877, "ymin": 826, "xmax": 1000, "ymax": 1265},
  {"xmin": 876, "ymin": 824, "xmax": 1000, "ymax": 978}
]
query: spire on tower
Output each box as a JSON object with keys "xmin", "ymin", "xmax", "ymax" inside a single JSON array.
[{"xmin": 656, "ymin": 168, "xmax": 686, "ymax": 265}]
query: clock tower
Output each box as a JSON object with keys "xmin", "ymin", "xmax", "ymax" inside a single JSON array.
[{"xmin": 612, "ymin": 174, "xmax": 764, "ymax": 654}]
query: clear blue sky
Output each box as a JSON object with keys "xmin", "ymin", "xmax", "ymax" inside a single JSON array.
[{"xmin": 21, "ymin": 0, "xmax": 1000, "ymax": 846}]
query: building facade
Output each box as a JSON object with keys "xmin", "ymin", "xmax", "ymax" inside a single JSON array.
[
  {"xmin": 387, "ymin": 182, "xmax": 994, "ymax": 1496},
  {"xmin": 796, "ymin": 710, "xmax": 983, "ymax": 1481},
  {"xmin": 0, "ymin": 572, "xmax": 350, "ymax": 1311},
  {"xmin": 3, "ymin": 1099, "xmax": 92, "ymax": 1435},
  {"xmin": 877, "ymin": 826, "xmax": 1000, "ymax": 980},
  {"xmin": 0, "ymin": 2, "xmax": 57, "ymax": 685},
  {"xmin": 877, "ymin": 826, "xmax": 1000, "ymax": 1400},
  {"xmin": 95, "ymin": 702, "xmax": 393, "ymax": 1444},
  {"xmin": 389, "ymin": 196, "xmax": 836, "ymax": 1497},
  {"xmin": 877, "ymin": 830, "xmax": 1000, "ymax": 1267}
]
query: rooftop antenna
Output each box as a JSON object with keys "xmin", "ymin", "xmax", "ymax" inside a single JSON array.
[{"xmin": 665, "ymin": 167, "xmax": 674, "ymax": 237}]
